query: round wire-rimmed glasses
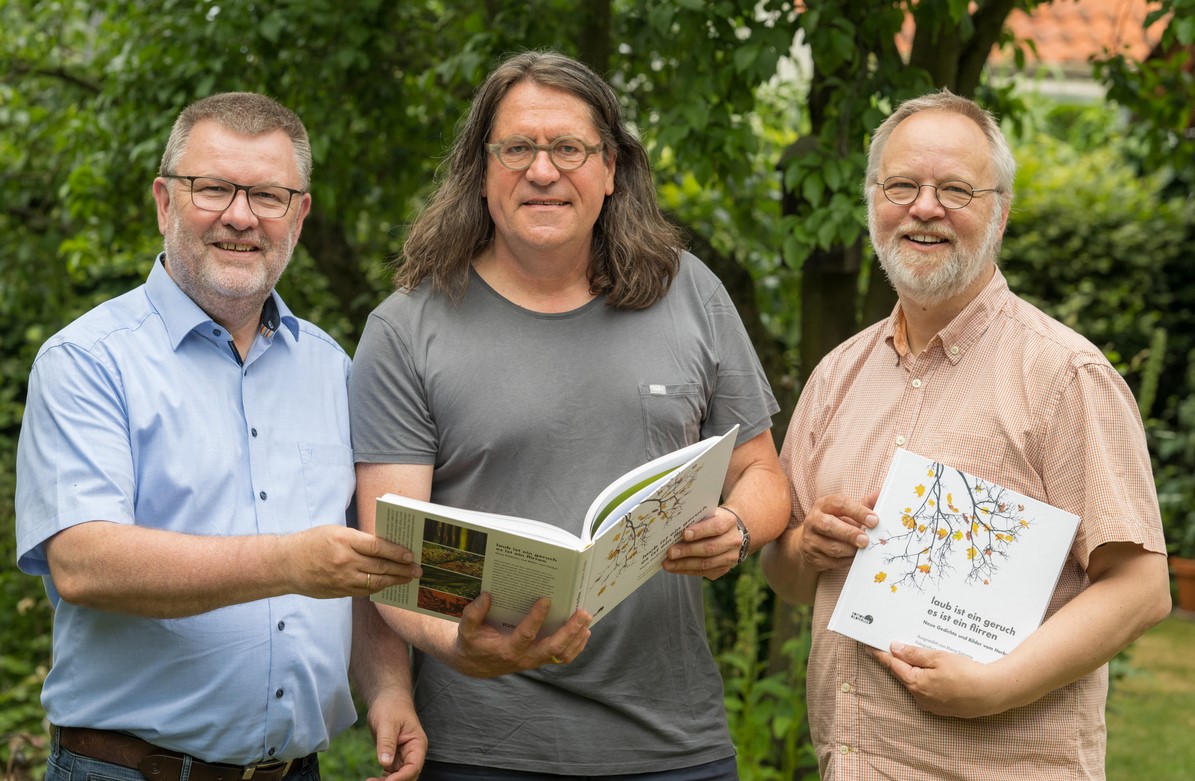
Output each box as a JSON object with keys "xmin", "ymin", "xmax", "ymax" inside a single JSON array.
[
  {"xmin": 163, "ymin": 174, "xmax": 305, "ymax": 219},
  {"xmin": 485, "ymin": 136, "xmax": 604, "ymax": 172},
  {"xmin": 876, "ymin": 176, "xmax": 999, "ymax": 210}
]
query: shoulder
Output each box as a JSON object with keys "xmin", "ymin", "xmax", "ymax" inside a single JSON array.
[
  {"xmin": 1000, "ymin": 293, "xmax": 1112, "ymax": 374},
  {"xmin": 33, "ymin": 286, "xmax": 157, "ymax": 367},
  {"xmin": 294, "ymin": 318, "xmax": 350, "ymax": 361}
]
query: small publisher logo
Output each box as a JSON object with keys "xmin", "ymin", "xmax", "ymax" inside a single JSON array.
[{"xmin": 850, "ymin": 611, "xmax": 874, "ymax": 625}]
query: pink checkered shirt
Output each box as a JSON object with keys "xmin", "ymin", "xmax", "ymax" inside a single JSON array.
[{"xmin": 782, "ymin": 267, "xmax": 1165, "ymax": 780}]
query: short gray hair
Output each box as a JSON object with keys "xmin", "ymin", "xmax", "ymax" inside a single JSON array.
[
  {"xmin": 159, "ymin": 92, "xmax": 312, "ymax": 189},
  {"xmin": 865, "ymin": 89, "xmax": 1015, "ymax": 208}
]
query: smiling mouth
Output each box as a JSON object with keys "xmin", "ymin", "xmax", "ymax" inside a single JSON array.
[
  {"xmin": 213, "ymin": 242, "xmax": 258, "ymax": 252},
  {"xmin": 524, "ymin": 199, "xmax": 568, "ymax": 206},
  {"xmin": 905, "ymin": 233, "xmax": 948, "ymax": 246}
]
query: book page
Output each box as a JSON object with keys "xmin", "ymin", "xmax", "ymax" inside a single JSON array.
[
  {"xmin": 577, "ymin": 427, "xmax": 738, "ymax": 625},
  {"xmin": 372, "ymin": 495, "xmax": 584, "ymax": 633},
  {"xmin": 828, "ymin": 449, "xmax": 1080, "ymax": 663},
  {"xmin": 583, "ymin": 426, "xmax": 739, "ymax": 542}
]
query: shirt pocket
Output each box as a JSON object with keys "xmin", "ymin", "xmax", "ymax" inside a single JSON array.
[
  {"xmin": 638, "ymin": 382, "xmax": 705, "ymax": 460},
  {"xmin": 298, "ymin": 442, "xmax": 355, "ymax": 527}
]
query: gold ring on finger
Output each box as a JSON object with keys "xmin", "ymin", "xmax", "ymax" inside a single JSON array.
[
  {"xmin": 366, "ymin": 572, "xmax": 372, "ymax": 590},
  {"xmin": 551, "ymin": 655, "xmax": 563, "ymax": 664}
]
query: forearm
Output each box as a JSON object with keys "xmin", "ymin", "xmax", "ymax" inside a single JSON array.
[
  {"xmin": 375, "ymin": 603, "xmax": 462, "ymax": 670},
  {"xmin": 352, "ymin": 598, "xmax": 415, "ymax": 704},
  {"xmin": 46, "ymin": 521, "xmax": 298, "ymax": 617},
  {"xmin": 760, "ymin": 524, "xmax": 820, "ymax": 605},
  {"xmin": 721, "ymin": 460, "xmax": 791, "ymax": 552},
  {"xmin": 990, "ymin": 544, "xmax": 1171, "ymax": 711}
]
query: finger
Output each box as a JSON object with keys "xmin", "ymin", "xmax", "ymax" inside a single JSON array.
[
  {"xmin": 681, "ymin": 513, "xmax": 733, "ymax": 543},
  {"xmin": 813, "ymin": 494, "xmax": 879, "ymax": 530},
  {"xmin": 351, "ymin": 529, "xmax": 417, "ymax": 565},
  {"xmin": 546, "ymin": 610, "xmax": 592, "ymax": 663},
  {"xmin": 513, "ymin": 598, "xmax": 551, "ymax": 649},
  {"xmin": 458, "ymin": 592, "xmax": 493, "ymax": 636}
]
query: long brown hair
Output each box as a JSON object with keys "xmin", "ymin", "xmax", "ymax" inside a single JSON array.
[{"xmin": 395, "ymin": 51, "xmax": 683, "ymax": 310}]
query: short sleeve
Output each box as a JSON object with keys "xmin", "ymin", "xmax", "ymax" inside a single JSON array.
[
  {"xmin": 349, "ymin": 303, "xmax": 439, "ymax": 465},
  {"xmin": 16, "ymin": 345, "xmax": 136, "ymax": 574},
  {"xmin": 1039, "ymin": 360, "xmax": 1166, "ymax": 568}
]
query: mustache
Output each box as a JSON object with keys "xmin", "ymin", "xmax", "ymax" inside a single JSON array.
[{"xmin": 895, "ymin": 220, "xmax": 957, "ymax": 241}]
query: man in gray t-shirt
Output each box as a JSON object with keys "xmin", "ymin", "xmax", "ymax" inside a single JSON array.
[{"xmin": 351, "ymin": 51, "xmax": 790, "ymax": 780}]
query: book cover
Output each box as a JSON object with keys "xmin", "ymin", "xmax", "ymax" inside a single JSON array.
[
  {"xmin": 828, "ymin": 448, "xmax": 1080, "ymax": 663},
  {"xmin": 371, "ymin": 425, "xmax": 738, "ymax": 634}
]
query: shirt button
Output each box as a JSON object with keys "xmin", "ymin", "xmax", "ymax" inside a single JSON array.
[
  {"xmin": 268, "ymin": 748, "xmax": 276, "ymax": 757},
  {"xmin": 896, "ymin": 435, "xmax": 907, "ymax": 446},
  {"xmin": 213, "ymin": 329, "xmax": 222, "ymax": 337},
  {"xmin": 911, "ymin": 378, "xmax": 923, "ymax": 388},
  {"xmin": 839, "ymin": 744, "xmax": 850, "ymax": 754},
  {"xmin": 277, "ymin": 621, "xmax": 285, "ymax": 631},
  {"xmin": 275, "ymin": 688, "xmax": 284, "ymax": 698},
  {"xmin": 259, "ymin": 491, "xmax": 268, "ymax": 500},
  {"xmin": 251, "ymin": 428, "xmax": 258, "ymax": 437},
  {"xmin": 840, "ymin": 682, "xmax": 852, "ymax": 693},
  {"xmin": 950, "ymin": 345, "xmax": 960, "ymax": 355}
]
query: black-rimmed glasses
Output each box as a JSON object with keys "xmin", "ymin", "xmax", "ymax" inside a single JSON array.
[
  {"xmin": 876, "ymin": 176, "xmax": 999, "ymax": 210},
  {"xmin": 163, "ymin": 174, "xmax": 305, "ymax": 219},
  {"xmin": 485, "ymin": 136, "xmax": 604, "ymax": 172}
]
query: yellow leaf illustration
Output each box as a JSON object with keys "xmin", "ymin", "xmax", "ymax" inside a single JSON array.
[
  {"xmin": 915, "ymin": 484, "xmax": 926, "ymax": 497},
  {"xmin": 917, "ymin": 563, "xmax": 931, "ymax": 574},
  {"xmin": 874, "ymin": 572, "xmax": 887, "ymax": 583},
  {"xmin": 952, "ymin": 530, "xmax": 964, "ymax": 541},
  {"xmin": 937, "ymin": 528, "xmax": 948, "ymax": 538},
  {"xmin": 967, "ymin": 546, "xmax": 978, "ymax": 560}
]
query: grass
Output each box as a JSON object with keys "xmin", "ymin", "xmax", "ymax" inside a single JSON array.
[{"xmin": 1106, "ymin": 611, "xmax": 1195, "ymax": 781}]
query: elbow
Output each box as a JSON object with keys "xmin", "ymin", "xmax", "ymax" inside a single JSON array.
[{"xmin": 49, "ymin": 565, "xmax": 99, "ymax": 608}]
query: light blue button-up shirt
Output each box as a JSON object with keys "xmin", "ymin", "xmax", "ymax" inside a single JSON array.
[{"xmin": 16, "ymin": 256, "xmax": 357, "ymax": 764}]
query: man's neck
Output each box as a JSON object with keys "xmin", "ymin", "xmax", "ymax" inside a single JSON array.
[
  {"xmin": 473, "ymin": 245, "xmax": 596, "ymax": 314},
  {"xmin": 899, "ymin": 264, "xmax": 995, "ymax": 355}
]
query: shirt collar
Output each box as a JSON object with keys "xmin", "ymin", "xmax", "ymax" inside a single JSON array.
[
  {"xmin": 885, "ymin": 266, "xmax": 1011, "ymax": 364},
  {"xmin": 146, "ymin": 253, "xmax": 300, "ymax": 350}
]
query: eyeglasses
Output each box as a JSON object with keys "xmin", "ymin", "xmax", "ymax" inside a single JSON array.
[
  {"xmin": 485, "ymin": 136, "xmax": 604, "ymax": 172},
  {"xmin": 876, "ymin": 177, "xmax": 999, "ymax": 210},
  {"xmin": 163, "ymin": 175, "xmax": 305, "ymax": 219}
]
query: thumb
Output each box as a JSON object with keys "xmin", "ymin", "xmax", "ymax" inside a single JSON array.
[
  {"xmin": 374, "ymin": 723, "xmax": 397, "ymax": 769},
  {"xmin": 889, "ymin": 640, "xmax": 934, "ymax": 668}
]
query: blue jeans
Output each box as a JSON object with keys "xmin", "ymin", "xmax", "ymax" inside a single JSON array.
[
  {"xmin": 419, "ymin": 756, "xmax": 738, "ymax": 781},
  {"xmin": 46, "ymin": 730, "xmax": 321, "ymax": 781}
]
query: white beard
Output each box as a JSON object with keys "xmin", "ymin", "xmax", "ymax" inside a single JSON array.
[{"xmin": 869, "ymin": 199, "xmax": 1004, "ymax": 307}]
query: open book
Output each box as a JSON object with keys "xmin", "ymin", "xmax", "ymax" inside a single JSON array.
[
  {"xmin": 828, "ymin": 448, "xmax": 1080, "ymax": 663},
  {"xmin": 371, "ymin": 425, "xmax": 739, "ymax": 634}
]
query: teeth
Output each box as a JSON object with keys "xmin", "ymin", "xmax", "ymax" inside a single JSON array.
[
  {"xmin": 215, "ymin": 242, "xmax": 255, "ymax": 251},
  {"xmin": 908, "ymin": 234, "xmax": 945, "ymax": 245},
  {"xmin": 526, "ymin": 200, "xmax": 565, "ymax": 206}
]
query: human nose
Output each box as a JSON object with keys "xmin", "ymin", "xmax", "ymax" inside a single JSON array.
[
  {"xmin": 907, "ymin": 184, "xmax": 946, "ymax": 220},
  {"xmin": 221, "ymin": 188, "xmax": 260, "ymax": 229},
  {"xmin": 524, "ymin": 148, "xmax": 561, "ymax": 184}
]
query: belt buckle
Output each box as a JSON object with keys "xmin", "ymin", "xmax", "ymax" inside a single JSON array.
[{"xmin": 241, "ymin": 758, "xmax": 292, "ymax": 780}]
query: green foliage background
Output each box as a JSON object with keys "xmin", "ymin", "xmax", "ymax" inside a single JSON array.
[{"xmin": 2, "ymin": 1, "xmax": 1193, "ymax": 779}]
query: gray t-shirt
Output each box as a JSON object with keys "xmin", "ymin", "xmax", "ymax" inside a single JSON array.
[{"xmin": 351, "ymin": 251, "xmax": 778, "ymax": 774}]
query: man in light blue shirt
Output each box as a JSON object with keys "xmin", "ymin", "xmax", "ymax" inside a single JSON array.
[{"xmin": 15, "ymin": 92, "xmax": 426, "ymax": 781}]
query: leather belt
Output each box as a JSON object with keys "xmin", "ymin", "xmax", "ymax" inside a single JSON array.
[{"xmin": 55, "ymin": 726, "xmax": 313, "ymax": 781}]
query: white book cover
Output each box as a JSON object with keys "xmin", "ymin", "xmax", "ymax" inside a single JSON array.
[{"xmin": 828, "ymin": 448, "xmax": 1080, "ymax": 663}]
